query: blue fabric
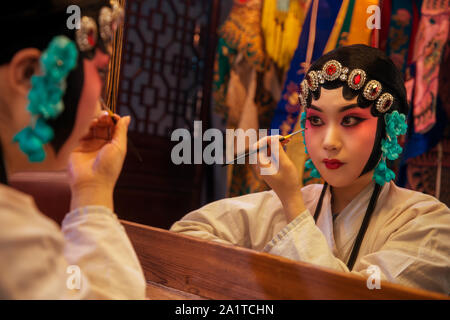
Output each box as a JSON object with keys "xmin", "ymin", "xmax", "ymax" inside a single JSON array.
[
  {"xmin": 270, "ymin": 0, "xmax": 343, "ymax": 133},
  {"xmin": 385, "ymin": 0, "xmax": 414, "ymax": 75},
  {"xmin": 397, "ymin": 97, "xmax": 447, "ymax": 186}
]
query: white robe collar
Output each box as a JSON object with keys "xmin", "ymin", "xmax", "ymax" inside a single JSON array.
[{"xmin": 315, "ymin": 181, "xmax": 390, "ymax": 263}]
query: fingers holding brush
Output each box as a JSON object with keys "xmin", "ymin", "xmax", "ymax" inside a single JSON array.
[{"xmin": 82, "ymin": 111, "xmax": 116, "ymax": 142}]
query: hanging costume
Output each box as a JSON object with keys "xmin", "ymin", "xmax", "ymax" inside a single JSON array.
[
  {"xmin": 397, "ymin": 0, "xmax": 450, "ymax": 206},
  {"xmin": 213, "ymin": 0, "xmax": 282, "ymax": 196}
]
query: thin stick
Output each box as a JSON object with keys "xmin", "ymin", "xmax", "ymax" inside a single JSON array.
[
  {"xmin": 100, "ymin": 99, "xmax": 143, "ymax": 163},
  {"xmin": 222, "ymin": 129, "xmax": 305, "ymax": 167}
]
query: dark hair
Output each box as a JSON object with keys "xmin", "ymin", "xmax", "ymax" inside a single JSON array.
[
  {"xmin": 1, "ymin": 1, "xmax": 110, "ymax": 65},
  {"xmin": 305, "ymin": 44, "xmax": 409, "ymax": 175},
  {"xmin": 0, "ymin": 0, "xmax": 109, "ymax": 152}
]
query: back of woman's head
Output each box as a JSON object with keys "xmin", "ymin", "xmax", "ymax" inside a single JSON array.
[
  {"xmin": 0, "ymin": 0, "xmax": 110, "ymax": 152},
  {"xmin": 1, "ymin": 1, "xmax": 109, "ymax": 65}
]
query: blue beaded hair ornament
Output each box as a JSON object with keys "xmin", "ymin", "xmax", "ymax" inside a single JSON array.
[
  {"xmin": 298, "ymin": 59, "xmax": 408, "ymax": 186},
  {"xmin": 13, "ymin": 36, "xmax": 78, "ymax": 162}
]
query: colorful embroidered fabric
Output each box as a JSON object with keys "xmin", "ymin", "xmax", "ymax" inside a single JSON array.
[
  {"xmin": 261, "ymin": 0, "xmax": 310, "ymax": 71},
  {"xmin": 411, "ymin": 0, "xmax": 450, "ymax": 133},
  {"xmin": 344, "ymin": 0, "xmax": 379, "ymax": 45},
  {"xmin": 396, "ymin": 2, "xmax": 449, "ymax": 199},
  {"xmin": 268, "ymin": 0, "xmax": 342, "ymax": 186},
  {"xmin": 335, "ymin": 0, "xmax": 379, "ymax": 48},
  {"xmin": 323, "ymin": 0, "xmax": 350, "ymax": 53},
  {"xmin": 385, "ymin": 1, "xmax": 414, "ymax": 75},
  {"xmin": 270, "ymin": 0, "xmax": 343, "ymax": 136},
  {"xmin": 335, "ymin": 0, "xmax": 356, "ymax": 47},
  {"xmin": 212, "ymin": 0, "xmax": 281, "ymax": 196},
  {"xmin": 213, "ymin": 0, "xmax": 269, "ymax": 123},
  {"xmin": 218, "ymin": 0, "xmax": 268, "ymax": 72}
]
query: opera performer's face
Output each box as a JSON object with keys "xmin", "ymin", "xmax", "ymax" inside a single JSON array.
[{"xmin": 304, "ymin": 87, "xmax": 378, "ymax": 187}]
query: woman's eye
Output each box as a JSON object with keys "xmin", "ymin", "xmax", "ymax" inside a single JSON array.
[
  {"xmin": 307, "ymin": 116, "xmax": 323, "ymax": 126},
  {"xmin": 341, "ymin": 116, "xmax": 365, "ymax": 127}
]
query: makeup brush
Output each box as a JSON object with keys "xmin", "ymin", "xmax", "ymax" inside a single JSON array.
[
  {"xmin": 222, "ymin": 128, "xmax": 305, "ymax": 167},
  {"xmin": 100, "ymin": 99, "xmax": 143, "ymax": 163}
]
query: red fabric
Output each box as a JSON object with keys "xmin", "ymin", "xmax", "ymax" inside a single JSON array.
[
  {"xmin": 379, "ymin": 0, "xmax": 392, "ymax": 52},
  {"xmin": 407, "ymin": 0, "xmax": 420, "ymax": 66}
]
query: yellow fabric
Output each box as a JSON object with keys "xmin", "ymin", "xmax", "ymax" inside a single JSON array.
[
  {"xmin": 262, "ymin": 0, "xmax": 311, "ymax": 71},
  {"xmin": 344, "ymin": 0, "xmax": 379, "ymax": 46},
  {"xmin": 323, "ymin": 0, "xmax": 349, "ymax": 53},
  {"xmin": 220, "ymin": 0, "xmax": 268, "ymax": 71}
]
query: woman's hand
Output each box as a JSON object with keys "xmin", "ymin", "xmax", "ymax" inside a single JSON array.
[
  {"xmin": 253, "ymin": 135, "xmax": 306, "ymax": 222},
  {"xmin": 68, "ymin": 111, "xmax": 131, "ymax": 211}
]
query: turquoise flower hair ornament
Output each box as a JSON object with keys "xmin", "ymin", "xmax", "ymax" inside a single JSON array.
[
  {"xmin": 13, "ymin": 36, "xmax": 78, "ymax": 162},
  {"xmin": 373, "ymin": 158, "xmax": 396, "ymax": 186},
  {"xmin": 299, "ymin": 110, "xmax": 321, "ymax": 179},
  {"xmin": 373, "ymin": 110, "xmax": 408, "ymax": 186},
  {"xmin": 385, "ymin": 110, "xmax": 407, "ymax": 137}
]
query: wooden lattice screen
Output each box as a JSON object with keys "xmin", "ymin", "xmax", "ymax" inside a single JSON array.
[{"xmin": 109, "ymin": 0, "xmax": 220, "ymax": 228}]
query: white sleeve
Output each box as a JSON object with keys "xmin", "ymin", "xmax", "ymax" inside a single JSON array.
[
  {"xmin": 354, "ymin": 210, "xmax": 450, "ymax": 294},
  {"xmin": 170, "ymin": 191, "xmax": 288, "ymax": 251},
  {"xmin": 263, "ymin": 207, "xmax": 450, "ymax": 295},
  {"xmin": 61, "ymin": 206, "xmax": 147, "ymax": 299}
]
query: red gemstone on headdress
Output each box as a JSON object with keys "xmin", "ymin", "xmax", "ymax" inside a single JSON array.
[
  {"xmin": 353, "ymin": 74, "xmax": 361, "ymax": 85},
  {"xmin": 307, "ymin": 75, "xmax": 312, "ymax": 86},
  {"xmin": 326, "ymin": 65, "xmax": 337, "ymax": 75},
  {"xmin": 88, "ymin": 30, "xmax": 95, "ymax": 46},
  {"xmin": 383, "ymin": 100, "xmax": 391, "ymax": 109},
  {"xmin": 371, "ymin": 85, "xmax": 379, "ymax": 96}
]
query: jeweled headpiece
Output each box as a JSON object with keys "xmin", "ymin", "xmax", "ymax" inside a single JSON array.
[
  {"xmin": 298, "ymin": 59, "xmax": 394, "ymax": 115},
  {"xmin": 76, "ymin": 0, "xmax": 124, "ymax": 56}
]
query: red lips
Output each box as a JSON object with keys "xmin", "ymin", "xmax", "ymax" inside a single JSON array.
[{"xmin": 323, "ymin": 159, "xmax": 344, "ymax": 169}]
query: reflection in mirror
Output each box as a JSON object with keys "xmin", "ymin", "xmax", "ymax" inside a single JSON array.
[
  {"xmin": 110, "ymin": 0, "xmax": 225, "ymax": 229},
  {"xmin": 106, "ymin": 0, "xmax": 447, "ymax": 296},
  {"xmin": 169, "ymin": 43, "xmax": 450, "ymax": 296}
]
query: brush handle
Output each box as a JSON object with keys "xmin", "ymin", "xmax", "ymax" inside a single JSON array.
[
  {"xmin": 223, "ymin": 144, "xmax": 268, "ymax": 167},
  {"xmin": 222, "ymin": 129, "xmax": 304, "ymax": 167}
]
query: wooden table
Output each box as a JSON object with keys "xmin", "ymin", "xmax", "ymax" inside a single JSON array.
[{"xmin": 122, "ymin": 220, "xmax": 448, "ymax": 300}]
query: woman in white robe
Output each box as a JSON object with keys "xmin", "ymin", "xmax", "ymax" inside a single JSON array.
[
  {"xmin": 171, "ymin": 45, "xmax": 450, "ymax": 295},
  {"xmin": 0, "ymin": 0, "xmax": 145, "ymax": 299}
]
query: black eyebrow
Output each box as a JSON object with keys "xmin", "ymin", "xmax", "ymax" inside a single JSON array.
[{"xmin": 309, "ymin": 104, "xmax": 360, "ymax": 113}]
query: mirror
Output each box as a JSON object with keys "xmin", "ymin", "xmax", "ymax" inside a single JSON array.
[{"xmin": 102, "ymin": 0, "xmax": 449, "ymax": 297}]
